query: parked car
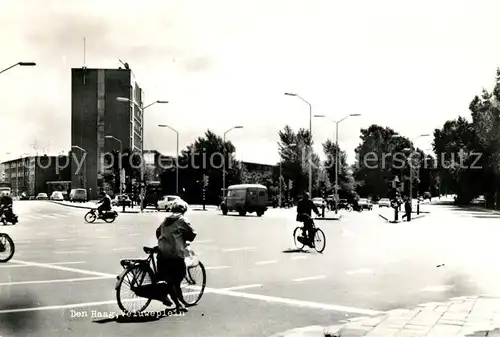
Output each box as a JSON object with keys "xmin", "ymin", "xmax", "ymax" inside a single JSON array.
[
  {"xmin": 36, "ymin": 193, "xmax": 48, "ymax": 200},
  {"xmin": 157, "ymin": 195, "xmax": 182, "ymax": 211},
  {"xmin": 112, "ymin": 194, "xmax": 132, "ymax": 207},
  {"xmin": 422, "ymin": 191, "xmax": 432, "ymax": 201},
  {"xmin": 358, "ymin": 198, "xmax": 373, "ymax": 210},
  {"xmin": 69, "ymin": 188, "xmax": 87, "ymax": 202},
  {"xmin": 378, "ymin": 198, "xmax": 391, "ymax": 208},
  {"xmin": 50, "ymin": 191, "xmax": 64, "ymax": 201},
  {"xmin": 312, "ymin": 197, "xmax": 327, "ymax": 209},
  {"xmin": 20, "ymin": 192, "xmax": 29, "ymax": 200}
]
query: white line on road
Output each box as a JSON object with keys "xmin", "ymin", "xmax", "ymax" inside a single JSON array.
[
  {"xmin": 10, "ymin": 260, "xmax": 115, "ymax": 278},
  {"xmin": 112, "ymin": 247, "xmax": 136, "ymax": 251},
  {"xmin": 55, "ymin": 238, "xmax": 77, "ymax": 242},
  {"xmin": 42, "ymin": 215, "xmax": 58, "ymax": 219},
  {"xmin": 53, "ymin": 251, "xmax": 86, "ymax": 254},
  {"xmin": 127, "ymin": 233, "xmax": 141, "ymax": 236},
  {"xmin": 205, "ymin": 266, "xmax": 230, "ymax": 270},
  {"xmin": 221, "ymin": 284, "xmax": 263, "ymax": 291},
  {"xmin": 255, "ymin": 260, "xmax": 278, "ymax": 265},
  {"xmin": 97, "ymin": 236, "xmax": 111, "ymax": 239},
  {"xmin": 421, "ymin": 285, "xmax": 454, "ymax": 292},
  {"xmin": 0, "ymin": 261, "xmax": 86, "ymax": 268},
  {"xmin": 345, "ymin": 269, "xmax": 373, "ymax": 275},
  {"xmin": 291, "ymin": 256, "xmax": 308, "ymax": 260},
  {"xmin": 293, "ymin": 275, "xmax": 326, "ymax": 282},
  {"xmin": 222, "ymin": 247, "xmax": 256, "ymax": 252},
  {"xmin": 15, "ymin": 241, "xmax": 32, "ymax": 244},
  {"xmin": 55, "ymin": 214, "xmax": 69, "ymax": 218},
  {"xmin": 196, "ymin": 240, "xmax": 214, "ymax": 243},
  {"xmin": 0, "ymin": 276, "xmax": 113, "ymax": 286}
]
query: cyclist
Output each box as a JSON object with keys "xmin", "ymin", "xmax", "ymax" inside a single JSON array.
[
  {"xmin": 155, "ymin": 199, "xmax": 196, "ymax": 313},
  {"xmin": 0, "ymin": 190, "xmax": 13, "ymax": 220},
  {"xmin": 96, "ymin": 191, "xmax": 111, "ymax": 218},
  {"xmin": 296, "ymin": 192, "xmax": 320, "ymax": 247}
]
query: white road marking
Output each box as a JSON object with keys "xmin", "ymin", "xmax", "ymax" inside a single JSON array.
[
  {"xmin": 291, "ymin": 256, "xmax": 308, "ymax": 260},
  {"xmin": 0, "ymin": 287, "xmax": 383, "ymax": 316},
  {"xmin": 42, "ymin": 215, "xmax": 58, "ymax": 219},
  {"xmin": 205, "ymin": 266, "xmax": 230, "ymax": 270},
  {"xmin": 222, "ymin": 284, "xmax": 263, "ymax": 290},
  {"xmin": 127, "ymin": 233, "xmax": 141, "ymax": 236},
  {"xmin": 222, "ymin": 247, "xmax": 256, "ymax": 252},
  {"xmin": 112, "ymin": 247, "xmax": 136, "ymax": 251},
  {"xmin": 0, "ymin": 261, "xmax": 86, "ymax": 268},
  {"xmin": 196, "ymin": 240, "xmax": 214, "ymax": 243},
  {"xmin": 255, "ymin": 260, "xmax": 278, "ymax": 265},
  {"xmin": 293, "ymin": 275, "xmax": 326, "ymax": 282},
  {"xmin": 346, "ymin": 268, "xmax": 373, "ymax": 275},
  {"xmin": 55, "ymin": 238, "xmax": 77, "ymax": 242},
  {"xmin": 53, "ymin": 251, "xmax": 86, "ymax": 254},
  {"xmin": 15, "ymin": 241, "xmax": 32, "ymax": 244},
  {"xmin": 421, "ymin": 285, "xmax": 454, "ymax": 292},
  {"xmin": 55, "ymin": 214, "xmax": 69, "ymax": 218},
  {"xmin": 97, "ymin": 236, "xmax": 111, "ymax": 239},
  {"xmin": 204, "ymin": 288, "xmax": 383, "ymax": 315},
  {"xmin": 0, "ymin": 276, "xmax": 113, "ymax": 286},
  {"xmin": 10, "ymin": 260, "xmax": 114, "ymax": 278}
]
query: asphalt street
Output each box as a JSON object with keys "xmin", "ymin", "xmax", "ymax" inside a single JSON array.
[{"xmin": 1, "ymin": 200, "xmax": 500, "ymax": 336}]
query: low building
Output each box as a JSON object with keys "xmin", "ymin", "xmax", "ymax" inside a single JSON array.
[{"xmin": 0, "ymin": 155, "xmax": 70, "ymax": 197}]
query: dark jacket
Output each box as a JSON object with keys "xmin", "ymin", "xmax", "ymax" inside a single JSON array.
[
  {"xmin": 156, "ymin": 214, "xmax": 197, "ymax": 259},
  {"xmin": 297, "ymin": 198, "xmax": 319, "ymax": 218},
  {"xmin": 99, "ymin": 195, "xmax": 111, "ymax": 209},
  {"xmin": 0, "ymin": 195, "xmax": 13, "ymax": 207}
]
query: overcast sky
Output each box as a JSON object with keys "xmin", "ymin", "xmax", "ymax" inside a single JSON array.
[{"xmin": 1, "ymin": 0, "xmax": 500, "ymax": 165}]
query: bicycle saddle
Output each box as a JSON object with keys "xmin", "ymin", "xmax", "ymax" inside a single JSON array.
[{"xmin": 143, "ymin": 246, "xmax": 159, "ymax": 254}]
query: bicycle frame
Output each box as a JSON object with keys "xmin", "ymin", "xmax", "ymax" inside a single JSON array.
[{"xmin": 119, "ymin": 251, "xmax": 158, "ymax": 289}]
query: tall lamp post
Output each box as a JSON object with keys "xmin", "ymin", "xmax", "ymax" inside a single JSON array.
[
  {"xmin": 285, "ymin": 92, "xmax": 313, "ymax": 196},
  {"xmin": 223, "ymin": 126, "xmax": 243, "ymax": 197},
  {"xmin": 279, "ymin": 143, "xmax": 297, "ymax": 208},
  {"xmin": 0, "ymin": 62, "xmax": 36, "ymax": 75},
  {"xmin": 17, "ymin": 153, "xmax": 30, "ymax": 197},
  {"xmin": 116, "ymin": 97, "xmax": 168, "ymax": 212},
  {"xmin": 391, "ymin": 133, "xmax": 430, "ymax": 206},
  {"xmin": 158, "ymin": 124, "xmax": 179, "ymax": 194},
  {"xmin": 314, "ymin": 114, "xmax": 361, "ymax": 214},
  {"xmin": 71, "ymin": 146, "xmax": 87, "ymax": 191}
]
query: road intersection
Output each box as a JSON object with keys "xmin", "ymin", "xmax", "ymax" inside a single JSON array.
[{"xmin": 1, "ymin": 200, "xmax": 500, "ymax": 336}]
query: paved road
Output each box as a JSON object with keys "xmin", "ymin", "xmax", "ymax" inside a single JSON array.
[{"xmin": 1, "ymin": 201, "xmax": 500, "ymax": 336}]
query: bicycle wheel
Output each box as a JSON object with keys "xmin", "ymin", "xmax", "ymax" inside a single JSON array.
[
  {"xmin": 181, "ymin": 262, "xmax": 206, "ymax": 306},
  {"xmin": 313, "ymin": 228, "xmax": 326, "ymax": 253},
  {"xmin": 0, "ymin": 233, "xmax": 15, "ymax": 262},
  {"xmin": 104, "ymin": 215, "xmax": 116, "ymax": 223},
  {"xmin": 116, "ymin": 265, "xmax": 154, "ymax": 315},
  {"xmin": 84, "ymin": 211, "xmax": 96, "ymax": 223},
  {"xmin": 293, "ymin": 227, "xmax": 305, "ymax": 250}
]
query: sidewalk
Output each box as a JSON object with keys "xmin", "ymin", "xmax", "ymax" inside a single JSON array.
[
  {"xmin": 49, "ymin": 200, "xmax": 158, "ymax": 213},
  {"xmin": 272, "ymin": 295, "xmax": 500, "ymax": 337}
]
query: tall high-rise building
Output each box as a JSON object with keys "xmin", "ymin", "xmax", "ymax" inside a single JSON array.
[{"xmin": 71, "ymin": 68, "xmax": 144, "ymax": 200}]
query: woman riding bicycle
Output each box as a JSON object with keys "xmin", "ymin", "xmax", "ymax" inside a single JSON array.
[
  {"xmin": 296, "ymin": 192, "xmax": 320, "ymax": 247},
  {"xmin": 155, "ymin": 199, "xmax": 196, "ymax": 313}
]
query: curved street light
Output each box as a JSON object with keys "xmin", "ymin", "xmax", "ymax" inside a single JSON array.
[
  {"xmin": 222, "ymin": 126, "xmax": 244, "ymax": 195},
  {"xmin": 158, "ymin": 124, "xmax": 179, "ymax": 194},
  {"xmin": 0, "ymin": 62, "xmax": 36, "ymax": 75}
]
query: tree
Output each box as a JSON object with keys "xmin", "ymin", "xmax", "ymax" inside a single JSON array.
[
  {"xmin": 322, "ymin": 139, "xmax": 353, "ymax": 198},
  {"xmin": 277, "ymin": 125, "xmax": 321, "ymax": 200}
]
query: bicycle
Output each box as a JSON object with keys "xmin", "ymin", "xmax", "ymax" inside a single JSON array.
[
  {"xmin": 115, "ymin": 245, "xmax": 206, "ymax": 315},
  {"xmin": 293, "ymin": 214, "xmax": 326, "ymax": 253},
  {"xmin": 84, "ymin": 208, "xmax": 118, "ymax": 223},
  {"xmin": 0, "ymin": 233, "xmax": 15, "ymax": 262}
]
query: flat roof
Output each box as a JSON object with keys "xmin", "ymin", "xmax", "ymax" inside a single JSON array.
[{"xmin": 228, "ymin": 184, "xmax": 267, "ymax": 189}]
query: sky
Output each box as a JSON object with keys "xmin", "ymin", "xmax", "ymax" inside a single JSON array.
[{"xmin": 1, "ymin": 0, "xmax": 500, "ymax": 165}]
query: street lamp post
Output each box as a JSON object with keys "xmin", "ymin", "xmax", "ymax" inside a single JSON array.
[
  {"xmin": 158, "ymin": 124, "xmax": 179, "ymax": 195},
  {"xmin": 116, "ymin": 97, "xmax": 168, "ymax": 212},
  {"xmin": 71, "ymin": 146, "xmax": 87, "ymax": 191},
  {"xmin": 105, "ymin": 135, "xmax": 123, "ymax": 210},
  {"xmin": 285, "ymin": 93, "xmax": 313, "ymax": 196},
  {"xmin": 279, "ymin": 143, "xmax": 297, "ymax": 208},
  {"xmin": 0, "ymin": 62, "xmax": 36, "ymax": 75},
  {"xmin": 223, "ymin": 126, "xmax": 243, "ymax": 197},
  {"xmin": 314, "ymin": 114, "xmax": 361, "ymax": 214},
  {"xmin": 17, "ymin": 153, "xmax": 30, "ymax": 197}
]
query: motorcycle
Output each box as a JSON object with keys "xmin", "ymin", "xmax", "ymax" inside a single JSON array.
[
  {"xmin": 0, "ymin": 206, "xmax": 18, "ymax": 225},
  {"xmin": 84, "ymin": 208, "xmax": 118, "ymax": 223}
]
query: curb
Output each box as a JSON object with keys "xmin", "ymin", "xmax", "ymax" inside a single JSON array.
[{"xmin": 49, "ymin": 201, "xmax": 158, "ymax": 213}]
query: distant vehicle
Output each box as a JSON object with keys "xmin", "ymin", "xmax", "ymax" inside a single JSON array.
[
  {"xmin": 157, "ymin": 195, "xmax": 182, "ymax": 211},
  {"xmin": 20, "ymin": 192, "xmax": 29, "ymax": 200},
  {"xmin": 312, "ymin": 197, "xmax": 326, "ymax": 208},
  {"xmin": 378, "ymin": 198, "xmax": 390, "ymax": 208},
  {"xmin": 422, "ymin": 191, "xmax": 432, "ymax": 201},
  {"xmin": 112, "ymin": 194, "xmax": 132, "ymax": 207},
  {"xmin": 221, "ymin": 184, "xmax": 268, "ymax": 216},
  {"xmin": 36, "ymin": 193, "xmax": 48, "ymax": 200},
  {"xmin": 358, "ymin": 198, "xmax": 373, "ymax": 210},
  {"xmin": 50, "ymin": 191, "xmax": 64, "ymax": 201},
  {"xmin": 69, "ymin": 188, "xmax": 87, "ymax": 202}
]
